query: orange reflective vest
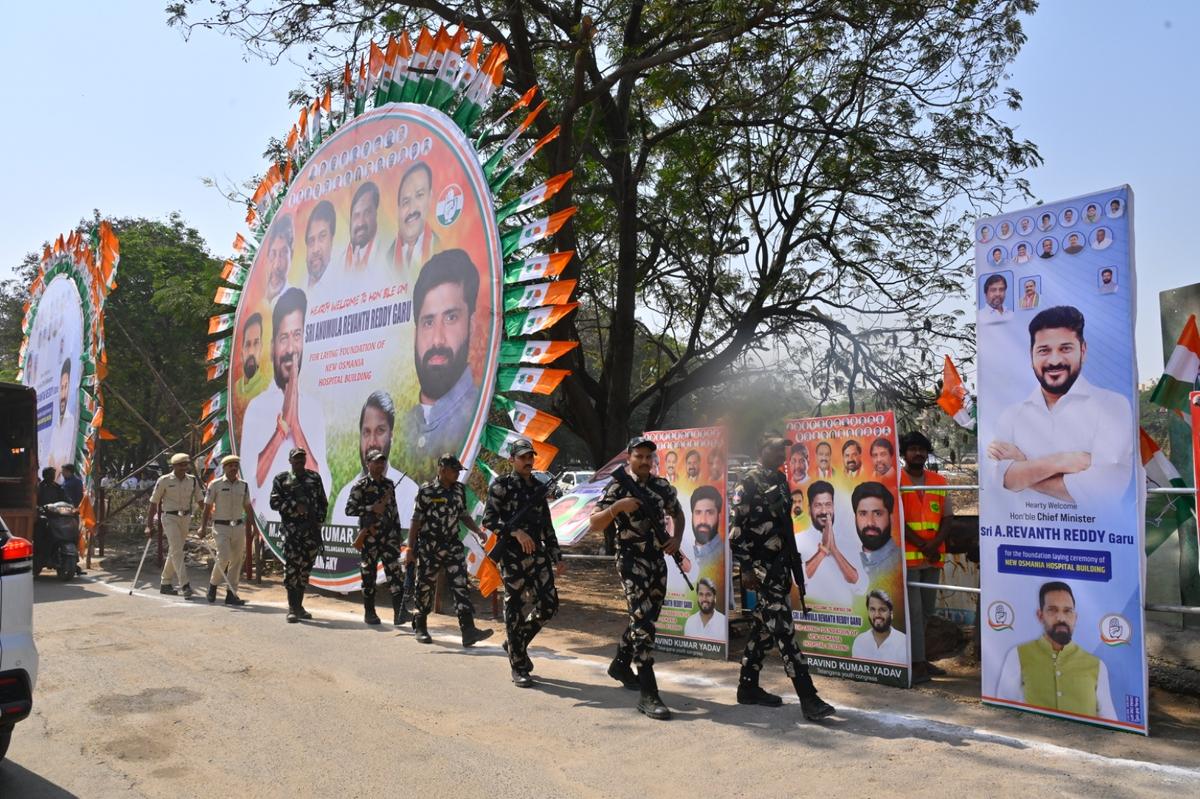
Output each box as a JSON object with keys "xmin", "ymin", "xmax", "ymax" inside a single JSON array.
[{"xmin": 901, "ymin": 469, "xmax": 948, "ymax": 570}]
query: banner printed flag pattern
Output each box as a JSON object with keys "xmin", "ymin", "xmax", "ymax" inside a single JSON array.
[
  {"xmin": 481, "ymin": 424, "xmax": 557, "ymax": 470},
  {"xmin": 18, "ymin": 221, "xmax": 120, "ymax": 548},
  {"xmin": 503, "ymin": 251, "xmax": 573, "ymax": 284},
  {"xmin": 499, "ymin": 339, "xmax": 579, "ymax": 365},
  {"xmin": 1150, "ymin": 314, "xmax": 1200, "ymax": 421},
  {"xmin": 200, "ymin": 27, "xmax": 580, "ymax": 592},
  {"xmin": 507, "ymin": 399, "xmax": 563, "ymax": 441},
  {"xmin": 504, "ymin": 302, "xmax": 579, "ymax": 337},
  {"xmin": 936, "ymin": 355, "xmax": 977, "ymax": 431}
]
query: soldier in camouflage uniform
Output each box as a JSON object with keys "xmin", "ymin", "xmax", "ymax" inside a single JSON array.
[
  {"xmin": 730, "ymin": 433, "xmax": 834, "ymax": 721},
  {"xmin": 345, "ymin": 449, "xmax": 407, "ymax": 626},
  {"xmin": 405, "ymin": 453, "xmax": 494, "ymax": 647},
  {"xmin": 269, "ymin": 447, "xmax": 329, "ymax": 624},
  {"xmin": 481, "ymin": 438, "xmax": 564, "ymax": 688},
  {"xmin": 590, "ymin": 435, "xmax": 684, "ymax": 720}
]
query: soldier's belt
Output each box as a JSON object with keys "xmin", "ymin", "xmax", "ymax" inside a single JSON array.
[
  {"xmin": 214, "ymin": 518, "xmax": 244, "ymax": 526},
  {"xmin": 162, "ymin": 510, "xmax": 190, "ymax": 516}
]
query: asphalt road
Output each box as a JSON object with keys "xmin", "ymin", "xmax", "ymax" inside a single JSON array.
[{"xmin": 4, "ymin": 574, "xmax": 1200, "ymax": 798}]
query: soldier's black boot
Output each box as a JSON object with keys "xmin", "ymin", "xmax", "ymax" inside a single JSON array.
[
  {"xmin": 414, "ymin": 614, "xmax": 433, "ymax": 644},
  {"xmin": 737, "ymin": 670, "xmax": 783, "ymax": 707},
  {"xmin": 296, "ymin": 587, "xmax": 313, "ymax": 620},
  {"xmin": 459, "ymin": 612, "xmax": 494, "ymax": 647},
  {"xmin": 793, "ymin": 674, "xmax": 835, "ymax": 721},
  {"xmin": 636, "ymin": 664, "xmax": 671, "ymax": 720},
  {"xmin": 224, "ymin": 589, "xmax": 246, "ymax": 607},
  {"xmin": 286, "ymin": 588, "xmax": 299, "ymax": 623},
  {"xmin": 391, "ymin": 591, "xmax": 409, "ymax": 626},
  {"xmin": 206, "ymin": 584, "xmax": 218, "ymax": 603},
  {"xmin": 363, "ymin": 594, "xmax": 381, "ymax": 625},
  {"xmin": 607, "ymin": 650, "xmax": 639, "ymax": 690}
]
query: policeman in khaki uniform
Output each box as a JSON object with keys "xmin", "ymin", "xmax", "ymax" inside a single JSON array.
[
  {"xmin": 200, "ymin": 454, "xmax": 253, "ymax": 606},
  {"xmin": 405, "ymin": 453, "xmax": 493, "ymax": 647},
  {"xmin": 146, "ymin": 453, "xmax": 204, "ymax": 597}
]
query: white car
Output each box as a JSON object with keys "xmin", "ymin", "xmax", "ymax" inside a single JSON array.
[
  {"xmin": 0, "ymin": 516, "xmax": 37, "ymax": 761},
  {"xmin": 558, "ymin": 471, "xmax": 594, "ymax": 491}
]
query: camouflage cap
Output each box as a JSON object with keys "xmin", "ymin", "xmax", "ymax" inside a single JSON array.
[
  {"xmin": 509, "ymin": 438, "xmax": 536, "ymax": 457},
  {"xmin": 759, "ymin": 431, "xmax": 793, "ymax": 450},
  {"xmin": 365, "ymin": 449, "xmax": 387, "ymax": 463},
  {"xmin": 438, "ymin": 453, "xmax": 465, "ymax": 470},
  {"xmin": 288, "ymin": 447, "xmax": 307, "ymax": 461}
]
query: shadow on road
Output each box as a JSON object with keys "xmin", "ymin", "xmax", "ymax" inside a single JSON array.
[
  {"xmin": 0, "ymin": 761, "xmax": 79, "ymax": 798},
  {"xmin": 31, "ymin": 579, "xmax": 108, "ymax": 605}
]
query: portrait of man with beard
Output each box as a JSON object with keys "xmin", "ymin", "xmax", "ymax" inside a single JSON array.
[
  {"xmin": 684, "ymin": 450, "xmax": 701, "ymax": 481},
  {"xmin": 240, "ymin": 287, "xmax": 331, "ymax": 511},
  {"xmin": 388, "ymin": 161, "xmax": 442, "ymax": 274},
  {"xmin": 994, "ymin": 581, "xmax": 1116, "ymax": 719},
  {"xmin": 687, "ymin": 485, "xmax": 724, "ymax": 582},
  {"xmin": 404, "ymin": 249, "xmax": 481, "ymax": 462},
  {"xmin": 332, "ymin": 390, "xmax": 420, "ymax": 528},
  {"xmin": 814, "ymin": 441, "xmax": 836, "ymax": 479},
  {"xmin": 683, "ymin": 577, "xmax": 726, "ymax": 641},
  {"xmin": 851, "ymin": 590, "xmax": 907, "ymax": 664},
  {"xmin": 842, "ymin": 439, "xmax": 863, "ymax": 478},
  {"xmin": 664, "ymin": 450, "xmax": 678, "ymax": 483},
  {"xmin": 234, "ymin": 312, "xmax": 268, "ymax": 405},
  {"xmin": 787, "ymin": 442, "xmax": 808, "ymax": 487},
  {"xmin": 985, "ymin": 306, "xmax": 1133, "ymax": 506},
  {"xmin": 851, "ymin": 481, "xmax": 900, "ymax": 586}
]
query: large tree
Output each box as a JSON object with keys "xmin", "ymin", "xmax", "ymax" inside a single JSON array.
[
  {"xmin": 168, "ymin": 0, "xmax": 1039, "ymax": 465},
  {"xmin": 0, "ymin": 214, "xmax": 222, "ymax": 476}
]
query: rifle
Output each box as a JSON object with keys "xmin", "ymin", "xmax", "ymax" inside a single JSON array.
[
  {"xmin": 760, "ymin": 480, "xmax": 809, "ymax": 616},
  {"xmin": 485, "ymin": 472, "xmax": 560, "ymax": 565},
  {"xmin": 610, "ymin": 466, "xmax": 694, "ymax": 591}
]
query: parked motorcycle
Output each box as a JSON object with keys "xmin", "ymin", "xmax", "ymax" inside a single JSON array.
[{"xmin": 33, "ymin": 502, "xmax": 80, "ymax": 581}]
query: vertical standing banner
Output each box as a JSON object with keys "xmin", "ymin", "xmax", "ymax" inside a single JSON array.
[
  {"xmin": 785, "ymin": 413, "xmax": 909, "ymax": 687},
  {"xmin": 1191, "ymin": 392, "xmax": 1200, "ymax": 496},
  {"xmin": 976, "ymin": 186, "xmax": 1148, "ymax": 734},
  {"xmin": 645, "ymin": 427, "xmax": 728, "ymax": 660}
]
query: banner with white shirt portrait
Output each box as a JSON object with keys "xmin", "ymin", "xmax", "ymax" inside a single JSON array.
[
  {"xmin": 23, "ymin": 274, "xmax": 85, "ymax": 474},
  {"xmin": 785, "ymin": 413, "xmax": 910, "ymax": 688},
  {"xmin": 977, "ymin": 186, "xmax": 1148, "ymax": 734},
  {"xmin": 230, "ymin": 106, "xmax": 502, "ymax": 592},
  {"xmin": 645, "ymin": 426, "xmax": 728, "ymax": 660}
]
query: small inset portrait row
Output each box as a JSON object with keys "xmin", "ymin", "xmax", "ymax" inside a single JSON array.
[
  {"xmin": 977, "ymin": 198, "xmax": 1123, "ymax": 243},
  {"xmin": 984, "ymin": 228, "xmax": 1113, "ymax": 265}
]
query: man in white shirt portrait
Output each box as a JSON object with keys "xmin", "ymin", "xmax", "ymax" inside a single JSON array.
[
  {"xmin": 986, "ymin": 306, "xmax": 1133, "ymax": 506},
  {"xmin": 1092, "ymin": 227, "xmax": 1113, "ymax": 251},
  {"xmin": 48, "ymin": 358, "xmax": 76, "ymax": 470},
  {"xmin": 331, "ymin": 390, "xmax": 419, "ymax": 527},
  {"xmin": 1014, "ymin": 242, "xmax": 1031, "ymax": 265},
  {"xmin": 241, "ymin": 287, "xmax": 331, "ymax": 514},
  {"xmin": 304, "ymin": 200, "xmax": 336, "ymax": 290},
  {"xmin": 851, "ymin": 590, "xmax": 908, "ymax": 664},
  {"xmin": 980, "ymin": 273, "xmax": 1013, "ymax": 323},
  {"xmin": 388, "ymin": 161, "xmax": 442, "ymax": 275},
  {"xmin": 795, "ymin": 480, "xmax": 860, "ymax": 607},
  {"xmin": 841, "ymin": 439, "xmax": 863, "ymax": 478},
  {"xmin": 814, "ymin": 441, "xmax": 836, "ymax": 479},
  {"xmin": 683, "ymin": 577, "xmax": 726, "ymax": 640},
  {"xmin": 264, "ymin": 214, "xmax": 293, "ymax": 304}
]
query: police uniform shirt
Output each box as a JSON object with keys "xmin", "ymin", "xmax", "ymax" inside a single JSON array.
[
  {"xmin": 207, "ymin": 476, "xmax": 249, "ymax": 524},
  {"xmin": 151, "ymin": 473, "xmax": 202, "ymax": 514}
]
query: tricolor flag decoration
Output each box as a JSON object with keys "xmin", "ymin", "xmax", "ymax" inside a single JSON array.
[
  {"xmin": 491, "ymin": 125, "xmax": 559, "ymax": 193},
  {"xmin": 499, "ymin": 339, "xmax": 579, "ymax": 365},
  {"xmin": 493, "ymin": 395, "xmax": 563, "ymax": 442},
  {"xmin": 200, "ymin": 391, "xmax": 227, "ymax": 421},
  {"xmin": 463, "ymin": 532, "xmax": 504, "ymax": 597},
  {"xmin": 205, "ymin": 337, "xmax": 232, "ymax": 363},
  {"xmin": 208, "ymin": 313, "xmax": 234, "ymax": 335},
  {"xmin": 497, "ymin": 367, "xmax": 570, "ymax": 396},
  {"xmin": 503, "ymin": 251, "xmax": 573, "ymax": 284},
  {"xmin": 1140, "ymin": 427, "xmax": 1194, "ymax": 556},
  {"xmin": 505, "ymin": 303, "xmax": 579, "ymax": 337},
  {"xmin": 477, "ymin": 84, "xmax": 538, "ymax": 147},
  {"xmin": 221, "ymin": 260, "xmax": 249, "ymax": 286},
  {"xmin": 201, "ymin": 418, "xmax": 223, "ymax": 445},
  {"xmin": 1150, "ymin": 314, "xmax": 1200, "ymax": 419},
  {"xmin": 936, "ymin": 355, "xmax": 977, "ymax": 431},
  {"xmin": 501, "ymin": 207, "xmax": 577, "ymax": 258},
  {"xmin": 481, "ymin": 424, "xmax": 558, "ymax": 470},
  {"xmin": 214, "ymin": 287, "xmax": 242, "ymax": 307},
  {"xmin": 503, "ymin": 279, "xmax": 577, "ymax": 311},
  {"xmin": 496, "ymin": 171, "xmax": 573, "ymax": 222},
  {"xmin": 483, "ymin": 100, "xmax": 550, "ymax": 178},
  {"xmin": 207, "ymin": 361, "xmax": 229, "ymax": 382}
]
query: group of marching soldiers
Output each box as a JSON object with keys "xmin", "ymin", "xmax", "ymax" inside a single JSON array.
[{"xmin": 146, "ymin": 431, "xmax": 834, "ymax": 722}]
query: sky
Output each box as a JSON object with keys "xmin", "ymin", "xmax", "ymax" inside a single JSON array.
[{"xmin": 1, "ymin": 1, "xmax": 1197, "ymax": 379}]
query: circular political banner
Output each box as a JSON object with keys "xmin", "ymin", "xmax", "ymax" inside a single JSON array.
[
  {"xmin": 24, "ymin": 275, "xmax": 85, "ymax": 473},
  {"xmin": 228, "ymin": 105, "xmax": 503, "ymax": 589}
]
